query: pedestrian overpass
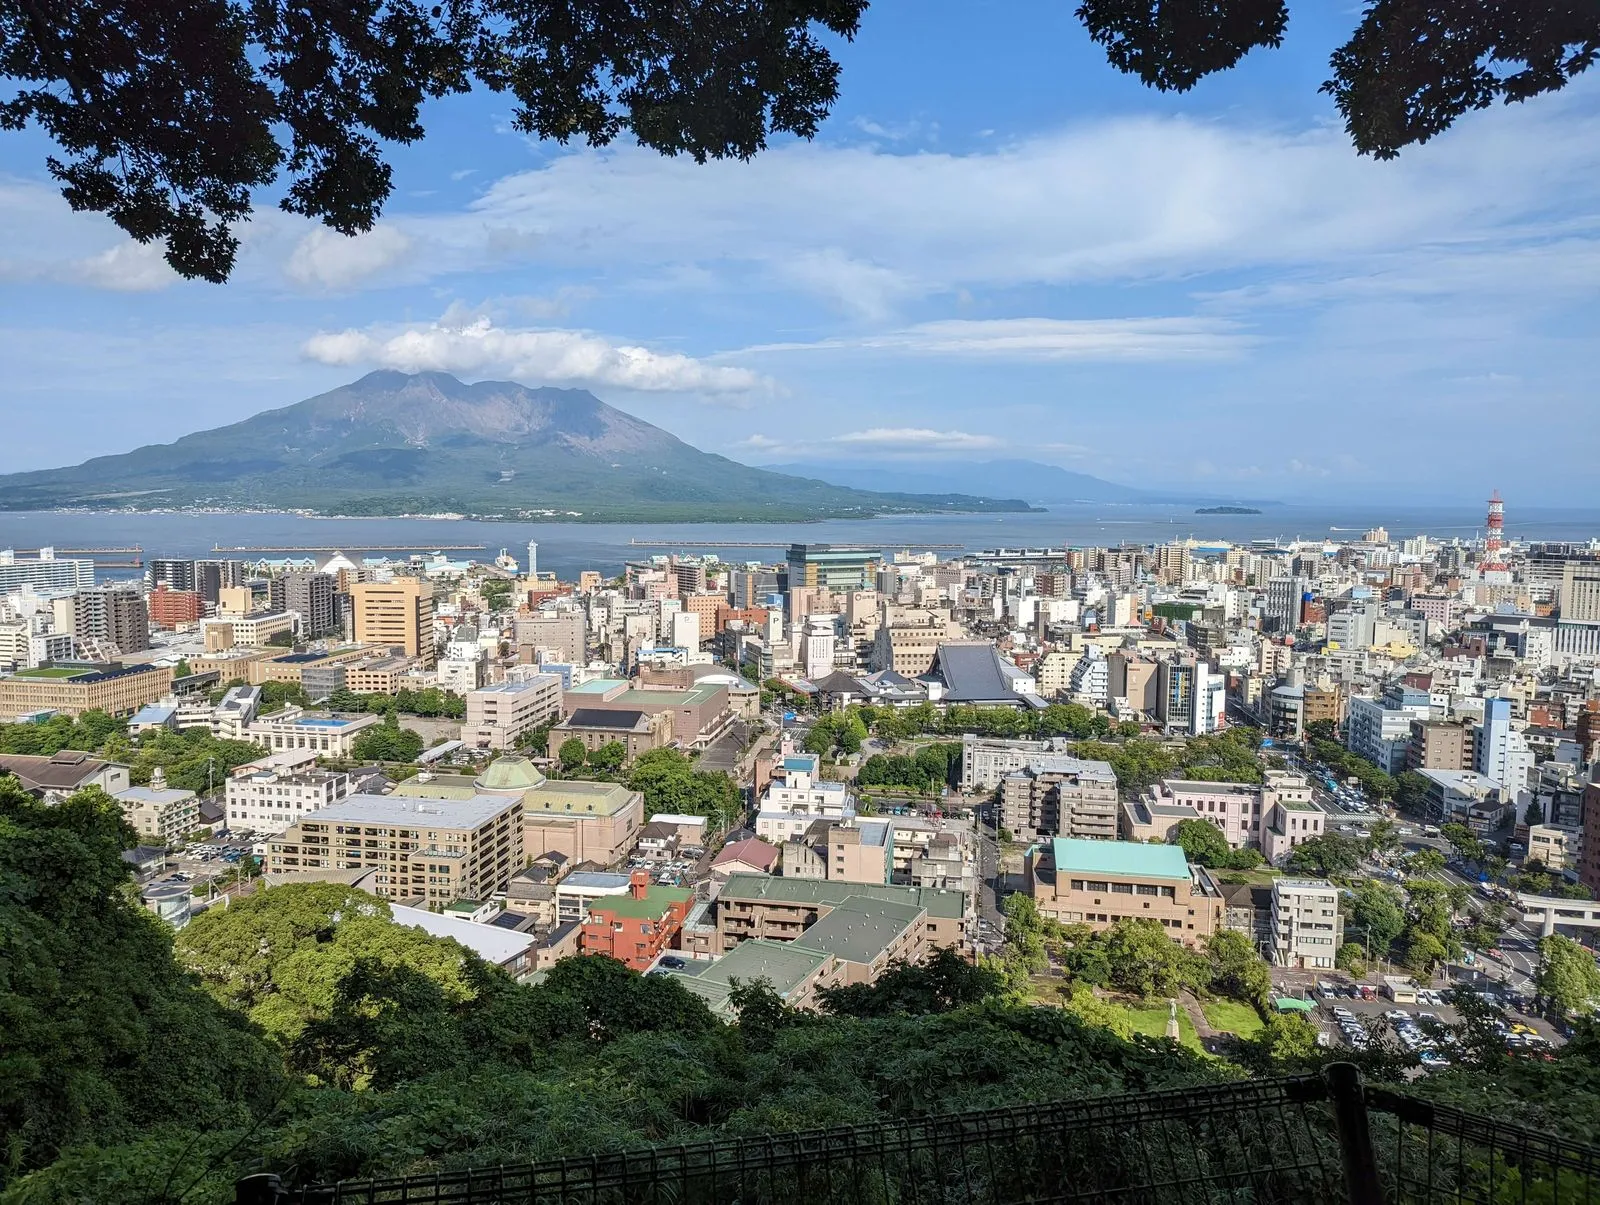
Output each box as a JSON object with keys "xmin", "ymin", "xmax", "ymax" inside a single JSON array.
[{"xmin": 1517, "ymin": 893, "xmax": 1600, "ymax": 936}]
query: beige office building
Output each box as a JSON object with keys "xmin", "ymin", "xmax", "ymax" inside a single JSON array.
[
  {"xmin": 464, "ymin": 675, "xmax": 562, "ymax": 750},
  {"xmin": 267, "ymin": 793, "xmax": 523, "ymax": 903},
  {"xmin": 1026, "ymin": 838, "xmax": 1221, "ymax": 948},
  {"xmin": 869, "ymin": 605, "xmax": 959, "ymax": 675},
  {"xmin": 352, "ymin": 578, "xmax": 437, "ymax": 667},
  {"xmin": 998, "ymin": 756, "xmax": 1119, "ymax": 841},
  {"xmin": 1560, "ymin": 559, "xmax": 1600, "ymax": 623},
  {"xmin": 0, "ymin": 662, "xmax": 173, "ymax": 720}
]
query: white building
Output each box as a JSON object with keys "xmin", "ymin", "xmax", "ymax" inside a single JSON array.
[
  {"xmin": 116, "ymin": 769, "xmax": 200, "ymax": 846},
  {"xmin": 754, "ymin": 752, "xmax": 855, "ymax": 842},
  {"xmin": 1347, "ymin": 694, "xmax": 1429, "ymax": 774},
  {"xmin": 246, "ymin": 707, "xmax": 381, "ymax": 756},
  {"xmin": 1190, "ymin": 665, "xmax": 1226, "ymax": 736},
  {"xmin": 1067, "ymin": 646, "xmax": 1109, "ymax": 706},
  {"xmin": 0, "ymin": 547, "xmax": 95, "ymax": 593},
  {"xmin": 225, "ymin": 750, "xmax": 353, "ymax": 834},
  {"xmin": 1271, "ymin": 878, "xmax": 1343, "ymax": 969},
  {"xmin": 437, "ymin": 653, "xmax": 486, "ymax": 695},
  {"xmin": 1473, "ymin": 697, "xmax": 1534, "ymax": 793}
]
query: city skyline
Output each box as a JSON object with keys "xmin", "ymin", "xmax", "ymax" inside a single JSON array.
[{"xmin": 2, "ymin": 2, "xmax": 1597, "ymax": 503}]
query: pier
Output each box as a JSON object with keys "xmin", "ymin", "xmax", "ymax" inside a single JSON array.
[
  {"xmin": 211, "ymin": 544, "xmax": 487, "ymax": 553},
  {"xmin": 625, "ymin": 539, "xmax": 965, "ymax": 550}
]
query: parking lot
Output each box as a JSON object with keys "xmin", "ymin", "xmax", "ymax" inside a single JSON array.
[{"xmin": 1311, "ymin": 984, "xmax": 1559, "ymax": 1063}]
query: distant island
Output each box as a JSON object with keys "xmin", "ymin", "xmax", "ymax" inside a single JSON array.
[{"xmin": 1195, "ymin": 505, "xmax": 1262, "ymax": 515}]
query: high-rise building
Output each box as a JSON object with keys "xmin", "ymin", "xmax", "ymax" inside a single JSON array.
[
  {"xmin": 278, "ymin": 571, "xmax": 336, "ymax": 637},
  {"xmin": 69, "ymin": 585, "xmax": 150, "ymax": 653},
  {"xmin": 526, "ymin": 540, "xmax": 538, "ymax": 578},
  {"xmin": 786, "ymin": 544, "xmax": 881, "ymax": 592},
  {"xmin": 351, "ymin": 578, "xmax": 436, "ymax": 666},
  {"xmin": 147, "ymin": 584, "xmax": 204, "ymax": 630},
  {"xmin": 0, "ymin": 548, "xmax": 95, "ymax": 593},
  {"xmin": 147, "ymin": 558, "xmax": 198, "ymax": 593},
  {"xmin": 1559, "ymin": 559, "xmax": 1600, "ymax": 623},
  {"xmin": 1474, "ymin": 697, "xmax": 1534, "ymax": 792},
  {"xmin": 1263, "ymin": 576, "xmax": 1309, "ymax": 635}
]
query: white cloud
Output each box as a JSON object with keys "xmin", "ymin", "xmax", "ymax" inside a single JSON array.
[
  {"xmin": 743, "ymin": 316, "xmax": 1252, "ymax": 360},
  {"xmin": 432, "ymin": 92, "xmax": 1600, "ymax": 312},
  {"xmin": 74, "ymin": 241, "xmax": 180, "ymax": 292},
  {"xmin": 830, "ymin": 427, "xmax": 1003, "ymax": 451},
  {"xmin": 285, "ymin": 225, "xmax": 413, "ymax": 290},
  {"xmin": 301, "ymin": 316, "xmax": 771, "ymax": 397}
]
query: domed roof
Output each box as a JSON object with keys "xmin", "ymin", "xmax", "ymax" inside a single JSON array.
[{"xmin": 474, "ymin": 756, "xmax": 546, "ymax": 794}]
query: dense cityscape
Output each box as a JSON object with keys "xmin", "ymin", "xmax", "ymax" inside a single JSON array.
[
  {"xmin": 6, "ymin": 489, "xmax": 1600, "ymax": 1198},
  {"xmin": 5, "ymin": 0, "xmax": 1599, "ymax": 1200}
]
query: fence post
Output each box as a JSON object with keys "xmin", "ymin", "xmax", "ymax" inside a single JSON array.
[
  {"xmin": 234, "ymin": 1173, "xmax": 283, "ymax": 1205},
  {"xmin": 1323, "ymin": 1062, "xmax": 1385, "ymax": 1205}
]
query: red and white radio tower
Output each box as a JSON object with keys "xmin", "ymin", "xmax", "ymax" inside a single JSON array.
[{"xmin": 1483, "ymin": 491, "xmax": 1507, "ymax": 571}]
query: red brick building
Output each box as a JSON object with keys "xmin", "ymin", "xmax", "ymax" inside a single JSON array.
[
  {"xmin": 580, "ymin": 871, "xmax": 693, "ymax": 971},
  {"xmin": 148, "ymin": 585, "xmax": 204, "ymax": 630}
]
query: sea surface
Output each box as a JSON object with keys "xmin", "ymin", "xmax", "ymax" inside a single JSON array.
[{"xmin": 1, "ymin": 504, "xmax": 1598, "ymax": 582}]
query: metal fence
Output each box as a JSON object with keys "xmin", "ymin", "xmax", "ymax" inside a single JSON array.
[{"xmin": 235, "ymin": 1065, "xmax": 1600, "ymax": 1205}]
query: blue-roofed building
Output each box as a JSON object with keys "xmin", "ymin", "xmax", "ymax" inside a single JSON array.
[
  {"xmin": 128, "ymin": 702, "xmax": 178, "ymax": 735},
  {"xmin": 1025, "ymin": 837, "xmax": 1222, "ymax": 947}
]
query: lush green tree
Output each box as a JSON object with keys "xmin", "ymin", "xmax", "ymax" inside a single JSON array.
[
  {"xmin": 1305, "ymin": 719, "xmax": 1340, "ymax": 744},
  {"xmin": 821, "ymin": 948, "xmax": 1005, "ymax": 1017},
  {"xmin": 1170, "ymin": 818, "xmax": 1231, "ymax": 867},
  {"xmin": 350, "ymin": 715, "xmax": 425, "ymax": 763},
  {"xmin": 1058, "ymin": 983, "xmax": 1135, "ymax": 1040},
  {"xmin": 1206, "ymin": 929, "xmax": 1271, "ymax": 1006},
  {"xmin": 479, "ymin": 579, "xmax": 515, "ymax": 609},
  {"xmin": 2, "ymin": 0, "xmax": 869, "ymax": 283},
  {"xmin": 1524, "ymin": 799, "xmax": 1545, "ymax": 827},
  {"xmin": 1365, "ymin": 818, "xmax": 1399, "ymax": 858},
  {"xmin": 1346, "ymin": 880, "xmax": 1407, "ymax": 957},
  {"xmin": 1440, "ymin": 823, "xmax": 1487, "ymax": 865},
  {"xmin": 0, "ymin": 780, "xmax": 281, "ymax": 1185},
  {"xmin": 1100, "ymin": 919, "xmax": 1207, "ymax": 999},
  {"xmin": 1236, "ymin": 1012, "xmax": 1322, "ymax": 1074},
  {"xmin": 1537, "ymin": 934, "xmax": 1600, "ymax": 1016},
  {"xmin": 1393, "ymin": 770, "xmax": 1431, "ymax": 814},
  {"xmin": 1286, "ymin": 833, "xmax": 1365, "ymax": 878},
  {"xmin": 558, "ymin": 738, "xmax": 589, "ymax": 772},
  {"xmin": 1405, "ymin": 847, "xmax": 1447, "ymax": 876},
  {"xmin": 587, "ymin": 741, "xmax": 627, "ymax": 774},
  {"xmin": 627, "ymin": 747, "xmax": 741, "ymax": 829},
  {"xmin": 1335, "ymin": 942, "xmax": 1367, "ymax": 976}
]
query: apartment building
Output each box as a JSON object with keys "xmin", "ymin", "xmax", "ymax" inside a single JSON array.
[
  {"xmin": 780, "ymin": 817, "xmax": 893, "ymax": 884},
  {"xmin": 0, "ymin": 662, "xmax": 172, "ymax": 719},
  {"xmin": 1407, "ymin": 719, "xmax": 1471, "ymax": 771},
  {"xmin": 266, "ymin": 793, "xmax": 523, "ymax": 902},
  {"xmin": 713, "ymin": 872, "xmax": 965, "ymax": 954},
  {"xmin": 0, "ymin": 547, "xmax": 95, "ymax": 593},
  {"xmin": 202, "ymin": 611, "xmax": 295, "ymax": 650},
  {"xmin": 515, "ymin": 610, "xmax": 586, "ymax": 663},
  {"xmin": 272, "ymin": 571, "xmax": 336, "ymax": 637},
  {"xmin": 869, "ymin": 605, "xmax": 958, "ymax": 675},
  {"xmin": 1528, "ymin": 823, "xmax": 1580, "ymax": 873},
  {"xmin": 68, "ymin": 585, "xmax": 150, "ymax": 654},
  {"xmin": 115, "ymin": 770, "xmax": 199, "ymax": 846},
  {"xmin": 755, "ymin": 752, "xmax": 855, "ymax": 843},
  {"xmin": 958, "ymin": 733, "xmax": 1075, "ymax": 790},
  {"xmin": 148, "ymin": 585, "xmax": 205, "ymax": 630},
  {"xmin": 344, "ymin": 654, "xmax": 421, "ymax": 694},
  {"xmin": 463, "ymin": 675, "xmax": 562, "ymax": 750},
  {"xmin": 1270, "ymin": 878, "xmax": 1343, "ymax": 969},
  {"xmin": 245, "ymin": 707, "xmax": 381, "ymax": 756},
  {"xmin": 998, "ymin": 755, "xmax": 1119, "ymax": 841},
  {"xmin": 579, "ymin": 870, "xmax": 694, "ymax": 971},
  {"xmin": 351, "ymin": 578, "xmax": 437, "ymax": 666},
  {"xmin": 225, "ymin": 751, "xmax": 353, "ymax": 834},
  {"xmin": 1025, "ymin": 838, "xmax": 1222, "ymax": 947}
]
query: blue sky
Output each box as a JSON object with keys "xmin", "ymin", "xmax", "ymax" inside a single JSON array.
[{"xmin": 2, "ymin": 1, "xmax": 1597, "ymax": 504}]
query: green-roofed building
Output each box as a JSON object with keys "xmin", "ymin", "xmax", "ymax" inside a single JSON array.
[
  {"xmin": 714, "ymin": 872, "xmax": 965, "ymax": 956},
  {"xmin": 1026, "ymin": 837, "xmax": 1221, "ymax": 949},
  {"xmin": 665, "ymin": 938, "xmax": 838, "ymax": 1018}
]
